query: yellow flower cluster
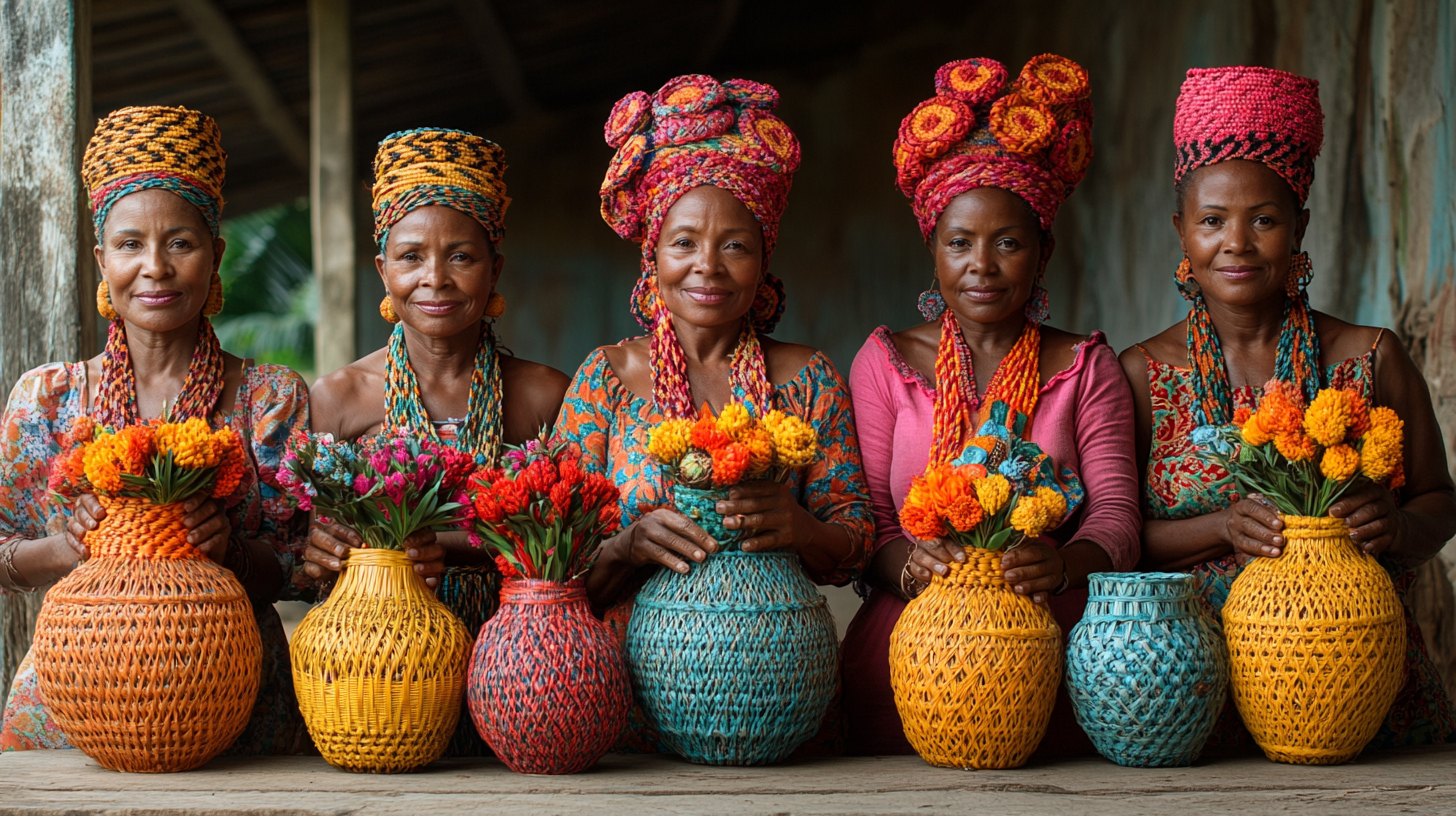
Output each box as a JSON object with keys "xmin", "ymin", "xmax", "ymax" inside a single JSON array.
[
  {"xmin": 715, "ymin": 403, "xmax": 753, "ymax": 438},
  {"xmin": 647, "ymin": 418, "xmax": 694, "ymax": 464},
  {"xmin": 1320, "ymin": 444, "xmax": 1360, "ymax": 482},
  {"xmin": 156, "ymin": 417, "xmax": 222, "ymax": 468},
  {"xmin": 83, "ymin": 426, "xmax": 155, "ymax": 493},
  {"xmin": 1009, "ymin": 486, "xmax": 1067, "ymax": 539},
  {"xmin": 764, "ymin": 410, "xmax": 818, "ymax": 468},
  {"xmin": 974, "ymin": 473, "xmax": 1012, "ymax": 516},
  {"xmin": 742, "ymin": 427, "xmax": 774, "ymax": 478},
  {"xmin": 1304, "ymin": 389, "xmax": 1359, "ymax": 447},
  {"xmin": 1360, "ymin": 406, "xmax": 1404, "ymax": 483}
]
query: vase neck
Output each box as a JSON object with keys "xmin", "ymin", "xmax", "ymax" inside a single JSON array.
[
  {"xmin": 338, "ymin": 547, "xmax": 432, "ymax": 598},
  {"xmin": 941, "ymin": 547, "xmax": 1007, "ymax": 589},
  {"xmin": 1084, "ymin": 573, "xmax": 1200, "ymax": 622},
  {"xmin": 89, "ymin": 497, "xmax": 201, "ymax": 560},
  {"xmin": 500, "ymin": 577, "xmax": 589, "ymax": 607}
]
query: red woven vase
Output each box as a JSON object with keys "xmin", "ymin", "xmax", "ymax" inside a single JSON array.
[{"xmin": 467, "ymin": 578, "xmax": 630, "ymax": 774}]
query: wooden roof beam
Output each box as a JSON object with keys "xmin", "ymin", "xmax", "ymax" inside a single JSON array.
[
  {"xmin": 171, "ymin": 0, "xmax": 308, "ymax": 169},
  {"xmin": 452, "ymin": 0, "xmax": 539, "ymax": 118}
]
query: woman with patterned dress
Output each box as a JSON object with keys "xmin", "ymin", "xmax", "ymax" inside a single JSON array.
[
  {"xmin": 839, "ymin": 57, "xmax": 1141, "ymax": 757},
  {"xmin": 0, "ymin": 107, "xmax": 311, "ymax": 754},
  {"xmin": 1121, "ymin": 66, "xmax": 1456, "ymax": 749},
  {"xmin": 302, "ymin": 129, "xmax": 567, "ymax": 753},
  {"xmin": 555, "ymin": 75, "xmax": 874, "ymax": 753}
]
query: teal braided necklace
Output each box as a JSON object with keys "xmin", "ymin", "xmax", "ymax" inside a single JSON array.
[{"xmin": 384, "ymin": 321, "xmax": 503, "ymax": 466}]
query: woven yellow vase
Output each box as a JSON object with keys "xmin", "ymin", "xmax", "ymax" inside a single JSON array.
[
  {"xmin": 889, "ymin": 546, "xmax": 1062, "ymax": 769},
  {"xmin": 291, "ymin": 548, "xmax": 471, "ymax": 773},
  {"xmin": 1222, "ymin": 515, "xmax": 1405, "ymax": 765}
]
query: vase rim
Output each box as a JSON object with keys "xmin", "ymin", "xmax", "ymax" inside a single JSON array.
[
  {"xmin": 501, "ymin": 577, "xmax": 589, "ymax": 604},
  {"xmin": 343, "ymin": 547, "xmax": 410, "ymax": 566},
  {"xmin": 1088, "ymin": 571, "xmax": 1192, "ymax": 586}
]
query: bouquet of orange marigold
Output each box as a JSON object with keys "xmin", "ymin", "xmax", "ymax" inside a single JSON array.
[
  {"xmin": 899, "ymin": 402, "xmax": 1082, "ymax": 551},
  {"xmin": 1194, "ymin": 379, "xmax": 1404, "ymax": 517},
  {"xmin": 647, "ymin": 403, "xmax": 819, "ymax": 488},
  {"xmin": 49, "ymin": 415, "xmax": 248, "ymax": 505}
]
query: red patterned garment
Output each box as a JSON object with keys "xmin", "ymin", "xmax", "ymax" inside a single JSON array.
[{"xmin": 1139, "ymin": 343, "xmax": 1455, "ymax": 750}]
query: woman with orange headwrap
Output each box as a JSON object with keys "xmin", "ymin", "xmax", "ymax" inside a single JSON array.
[
  {"xmin": 1, "ymin": 107, "xmax": 311, "ymax": 753},
  {"xmin": 840, "ymin": 57, "xmax": 1141, "ymax": 756},
  {"xmin": 555, "ymin": 74, "xmax": 873, "ymax": 751}
]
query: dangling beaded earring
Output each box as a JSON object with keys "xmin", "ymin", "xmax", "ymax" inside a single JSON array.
[
  {"xmin": 96, "ymin": 280, "xmax": 119, "ymax": 321},
  {"xmin": 1286, "ymin": 250, "xmax": 1312, "ymax": 296},
  {"xmin": 917, "ymin": 277, "xmax": 946, "ymax": 322},
  {"xmin": 484, "ymin": 291, "xmax": 506, "ymax": 319},
  {"xmin": 379, "ymin": 295, "xmax": 400, "ymax": 323},
  {"xmin": 202, "ymin": 271, "xmax": 225, "ymax": 317}
]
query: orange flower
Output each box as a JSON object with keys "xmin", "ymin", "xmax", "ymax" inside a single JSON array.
[
  {"xmin": 1232, "ymin": 406, "xmax": 1253, "ymax": 428},
  {"xmin": 944, "ymin": 494, "xmax": 984, "ymax": 533},
  {"xmin": 1305, "ymin": 388, "xmax": 1359, "ymax": 447},
  {"xmin": 210, "ymin": 428, "xmax": 247, "ymax": 498},
  {"xmin": 742, "ymin": 427, "xmax": 774, "ymax": 478},
  {"xmin": 1360, "ymin": 406, "xmax": 1404, "ymax": 483},
  {"xmin": 1319, "ymin": 444, "xmax": 1360, "ymax": 482},
  {"xmin": 1241, "ymin": 411, "xmax": 1273, "ymax": 447},
  {"xmin": 690, "ymin": 412, "xmax": 731, "ymax": 452},
  {"xmin": 156, "ymin": 417, "xmax": 217, "ymax": 468},
  {"xmin": 711, "ymin": 442, "xmax": 751, "ymax": 487},
  {"xmin": 1274, "ymin": 430, "xmax": 1317, "ymax": 462},
  {"xmin": 1257, "ymin": 379, "xmax": 1306, "ymax": 435},
  {"xmin": 900, "ymin": 502, "xmax": 947, "ymax": 541}
]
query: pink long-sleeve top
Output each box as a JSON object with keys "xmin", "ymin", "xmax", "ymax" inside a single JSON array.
[
  {"xmin": 838, "ymin": 326, "xmax": 1141, "ymax": 757},
  {"xmin": 850, "ymin": 327, "xmax": 1141, "ymax": 568}
]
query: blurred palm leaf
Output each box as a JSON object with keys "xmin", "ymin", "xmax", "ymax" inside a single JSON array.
[{"xmin": 214, "ymin": 199, "xmax": 315, "ymax": 374}]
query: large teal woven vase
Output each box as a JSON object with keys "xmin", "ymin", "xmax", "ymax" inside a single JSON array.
[
  {"xmin": 1065, "ymin": 573, "xmax": 1227, "ymax": 767},
  {"xmin": 625, "ymin": 485, "xmax": 839, "ymax": 765}
]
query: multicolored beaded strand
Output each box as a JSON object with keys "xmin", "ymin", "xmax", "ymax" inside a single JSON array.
[
  {"xmin": 929, "ymin": 311, "xmax": 1041, "ymax": 465},
  {"xmin": 383, "ymin": 321, "xmax": 504, "ymax": 466},
  {"xmin": 93, "ymin": 318, "xmax": 226, "ymax": 429},
  {"xmin": 1176, "ymin": 252, "xmax": 1319, "ymax": 426}
]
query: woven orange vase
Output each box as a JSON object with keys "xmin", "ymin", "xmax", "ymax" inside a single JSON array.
[
  {"xmin": 291, "ymin": 548, "xmax": 470, "ymax": 773},
  {"xmin": 31, "ymin": 497, "xmax": 262, "ymax": 773},
  {"xmin": 1222, "ymin": 515, "xmax": 1404, "ymax": 765},
  {"xmin": 889, "ymin": 547, "xmax": 1062, "ymax": 769}
]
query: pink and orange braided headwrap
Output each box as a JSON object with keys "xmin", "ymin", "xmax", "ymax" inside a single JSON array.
[
  {"xmin": 599, "ymin": 74, "xmax": 801, "ymax": 417},
  {"xmin": 893, "ymin": 56, "xmax": 1094, "ymax": 324}
]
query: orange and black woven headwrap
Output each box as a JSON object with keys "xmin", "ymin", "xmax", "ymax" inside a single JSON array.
[
  {"xmin": 372, "ymin": 128, "xmax": 510, "ymax": 252},
  {"xmin": 82, "ymin": 106, "xmax": 226, "ymax": 238}
]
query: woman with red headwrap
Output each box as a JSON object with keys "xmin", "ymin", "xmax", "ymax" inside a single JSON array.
[
  {"xmin": 1123, "ymin": 66, "xmax": 1455, "ymax": 748},
  {"xmin": 555, "ymin": 74, "xmax": 873, "ymax": 751},
  {"xmin": 840, "ymin": 56, "xmax": 1141, "ymax": 756}
]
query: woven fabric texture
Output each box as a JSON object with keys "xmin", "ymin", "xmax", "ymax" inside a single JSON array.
[
  {"xmin": 1065, "ymin": 572, "xmax": 1227, "ymax": 767},
  {"xmin": 82, "ymin": 106, "xmax": 226, "ymax": 238},
  {"xmin": 889, "ymin": 546, "xmax": 1061, "ymax": 769},
  {"xmin": 625, "ymin": 486, "xmax": 837, "ymax": 765},
  {"xmin": 467, "ymin": 578, "xmax": 630, "ymax": 774},
  {"xmin": 291, "ymin": 548, "xmax": 470, "ymax": 773},
  {"xmin": 1222, "ymin": 515, "xmax": 1405, "ymax": 764},
  {"xmin": 30, "ymin": 497, "xmax": 261, "ymax": 772},
  {"xmin": 371, "ymin": 128, "xmax": 509, "ymax": 251}
]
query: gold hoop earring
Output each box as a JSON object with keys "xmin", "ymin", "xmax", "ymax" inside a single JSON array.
[
  {"xmin": 485, "ymin": 292, "xmax": 506, "ymax": 319},
  {"xmin": 379, "ymin": 296, "xmax": 400, "ymax": 323},
  {"xmin": 202, "ymin": 271, "xmax": 225, "ymax": 317},
  {"xmin": 97, "ymin": 281, "xmax": 119, "ymax": 321}
]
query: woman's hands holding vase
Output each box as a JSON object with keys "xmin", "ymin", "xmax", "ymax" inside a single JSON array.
[{"xmin": 304, "ymin": 520, "xmax": 444, "ymax": 587}]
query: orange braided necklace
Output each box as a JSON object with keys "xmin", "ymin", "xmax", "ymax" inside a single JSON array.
[{"xmin": 928, "ymin": 310, "xmax": 1041, "ymax": 465}]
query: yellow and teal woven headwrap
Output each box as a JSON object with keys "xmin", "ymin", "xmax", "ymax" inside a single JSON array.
[
  {"xmin": 371, "ymin": 128, "xmax": 511, "ymax": 251},
  {"xmin": 82, "ymin": 106, "xmax": 227, "ymax": 238}
]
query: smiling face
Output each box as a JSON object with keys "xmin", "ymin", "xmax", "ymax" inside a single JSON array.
[
  {"xmin": 377, "ymin": 205, "xmax": 503, "ymax": 336},
  {"xmin": 94, "ymin": 188, "xmax": 224, "ymax": 334},
  {"xmin": 1174, "ymin": 159, "xmax": 1309, "ymax": 308},
  {"xmin": 931, "ymin": 187, "xmax": 1050, "ymax": 327},
  {"xmin": 654, "ymin": 185, "xmax": 764, "ymax": 331}
]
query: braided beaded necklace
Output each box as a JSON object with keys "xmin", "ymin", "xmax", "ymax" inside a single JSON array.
[
  {"xmin": 383, "ymin": 321, "xmax": 503, "ymax": 466},
  {"xmin": 929, "ymin": 310, "xmax": 1041, "ymax": 465},
  {"xmin": 648, "ymin": 294, "xmax": 772, "ymax": 419},
  {"xmin": 1177, "ymin": 252, "xmax": 1319, "ymax": 426},
  {"xmin": 93, "ymin": 318, "xmax": 226, "ymax": 429}
]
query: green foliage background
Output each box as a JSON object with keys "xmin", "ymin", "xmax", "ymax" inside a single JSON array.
[{"xmin": 214, "ymin": 199, "xmax": 316, "ymax": 376}]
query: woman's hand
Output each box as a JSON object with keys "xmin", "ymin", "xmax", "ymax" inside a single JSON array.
[
  {"xmin": 1001, "ymin": 541, "xmax": 1066, "ymax": 605},
  {"xmin": 717, "ymin": 482, "xmax": 816, "ymax": 554},
  {"xmin": 63, "ymin": 493, "xmax": 106, "ymax": 561},
  {"xmin": 1329, "ymin": 483, "xmax": 1400, "ymax": 556},
  {"xmin": 303, "ymin": 520, "xmax": 445, "ymax": 587},
  {"xmin": 1224, "ymin": 493, "xmax": 1285, "ymax": 559},
  {"xmin": 608, "ymin": 508, "xmax": 718, "ymax": 575},
  {"xmin": 183, "ymin": 497, "xmax": 232, "ymax": 564},
  {"xmin": 906, "ymin": 536, "xmax": 962, "ymax": 587}
]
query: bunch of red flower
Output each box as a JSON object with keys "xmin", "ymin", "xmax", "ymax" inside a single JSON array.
[{"xmin": 466, "ymin": 436, "xmax": 621, "ymax": 582}]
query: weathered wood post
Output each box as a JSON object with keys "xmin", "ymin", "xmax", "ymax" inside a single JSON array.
[
  {"xmin": 310, "ymin": 0, "xmax": 355, "ymax": 379},
  {"xmin": 0, "ymin": 0, "xmax": 93, "ymax": 699}
]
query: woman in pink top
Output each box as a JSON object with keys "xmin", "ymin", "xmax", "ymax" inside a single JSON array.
[{"xmin": 840, "ymin": 56, "xmax": 1141, "ymax": 756}]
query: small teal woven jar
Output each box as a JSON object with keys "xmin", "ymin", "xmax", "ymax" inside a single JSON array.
[
  {"xmin": 1065, "ymin": 572, "xmax": 1227, "ymax": 767},
  {"xmin": 625, "ymin": 485, "xmax": 838, "ymax": 765}
]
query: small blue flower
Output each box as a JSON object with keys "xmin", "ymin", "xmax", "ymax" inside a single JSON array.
[
  {"xmin": 999, "ymin": 455, "xmax": 1032, "ymax": 483},
  {"xmin": 1191, "ymin": 425, "xmax": 1234, "ymax": 455}
]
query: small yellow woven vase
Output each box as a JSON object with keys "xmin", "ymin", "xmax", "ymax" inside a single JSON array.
[
  {"xmin": 889, "ymin": 546, "xmax": 1062, "ymax": 769},
  {"xmin": 1222, "ymin": 515, "xmax": 1405, "ymax": 765},
  {"xmin": 291, "ymin": 548, "xmax": 471, "ymax": 773}
]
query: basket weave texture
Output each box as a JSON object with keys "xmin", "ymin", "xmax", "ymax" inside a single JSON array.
[
  {"xmin": 468, "ymin": 578, "xmax": 630, "ymax": 774},
  {"xmin": 889, "ymin": 546, "xmax": 1061, "ymax": 769},
  {"xmin": 626, "ymin": 485, "xmax": 838, "ymax": 765},
  {"xmin": 1222, "ymin": 514, "xmax": 1404, "ymax": 765},
  {"xmin": 437, "ymin": 563, "xmax": 502, "ymax": 757},
  {"xmin": 31, "ymin": 496, "xmax": 262, "ymax": 773},
  {"xmin": 1065, "ymin": 572, "xmax": 1227, "ymax": 767},
  {"xmin": 291, "ymin": 547, "xmax": 470, "ymax": 773}
]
